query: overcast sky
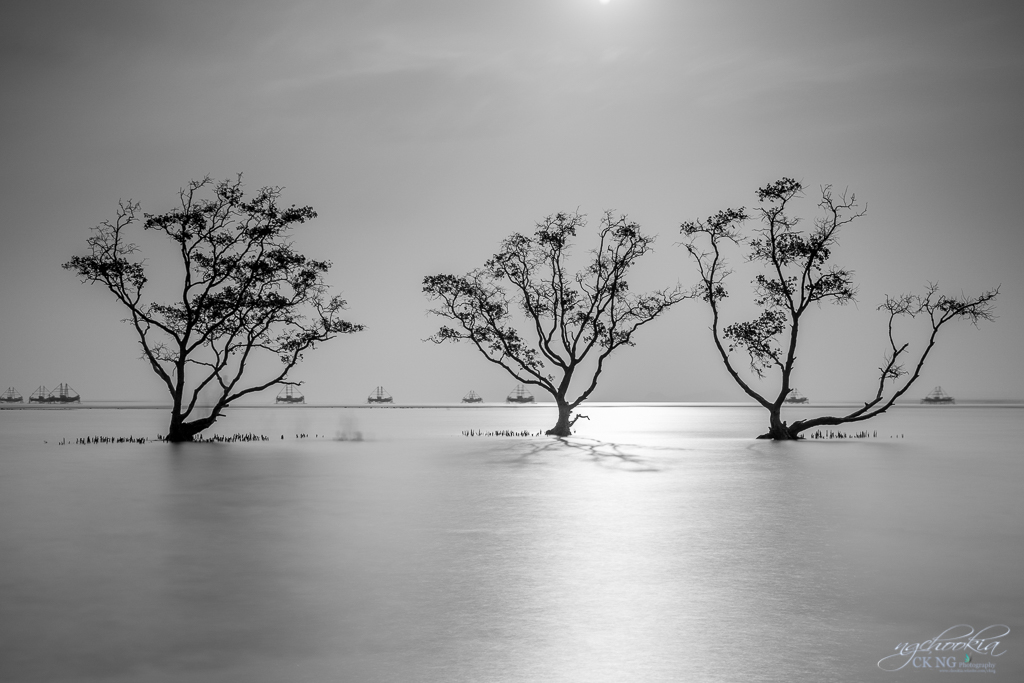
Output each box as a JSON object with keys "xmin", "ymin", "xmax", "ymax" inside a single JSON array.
[{"xmin": 1, "ymin": 0, "xmax": 1021, "ymax": 404}]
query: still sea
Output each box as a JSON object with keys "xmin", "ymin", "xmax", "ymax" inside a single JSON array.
[{"xmin": 1, "ymin": 403, "xmax": 1021, "ymax": 682}]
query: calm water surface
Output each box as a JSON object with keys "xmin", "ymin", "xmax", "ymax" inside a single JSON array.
[{"xmin": 1, "ymin": 404, "xmax": 1021, "ymax": 682}]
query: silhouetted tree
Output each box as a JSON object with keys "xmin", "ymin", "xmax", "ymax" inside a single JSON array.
[
  {"xmin": 681, "ymin": 178, "xmax": 998, "ymax": 440},
  {"xmin": 64, "ymin": 176, "xmax": 362, "ymax": 442},
  {"xmin": 424, "ymin": 211, "xmax": 688, "ymax": 436}
]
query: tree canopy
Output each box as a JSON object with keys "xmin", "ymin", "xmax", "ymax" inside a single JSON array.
[
  {"xmin": 64, "ymin": 175, "xmax": 362, "ymax": 441},
  {"xmin": 424, "ymin": 211, "xmax": 688, "ymax": 436},
  {"xmin": 681, "ymin": 178, "xmax": 998, "ymax": 440}
]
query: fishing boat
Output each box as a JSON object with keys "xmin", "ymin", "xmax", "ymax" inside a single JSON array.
[
  {"xmin": 44, "ymin": 384, "xmax": 80, "ymax": 404},
  {"xmin": 784, "ymin": 388, "xmax": 808, "ymax": 404},
  {"xmin": 28, "ymin": 386, "xmax": 48, "ymax": 403},
  {"xmin": 461, "ymin": 390, "xmax": 483, "ymax": 403},
  {"xmin": 275, "ymin": 386, "xmax": 305, "ymax": 404},
  {"xmin": 0, "ymin": 387, "xmax": 23, "ymax": 403},
  {"xmin": 506, "ymin": 384, "xmax": 535, "ymax": 404},
  {"xmin": 367, "ymin": 386, "xmax": 393, "ymax": 404},
  {"xmin": 921, "ymin": 386, "xmax": 954, "ymax": 404}
]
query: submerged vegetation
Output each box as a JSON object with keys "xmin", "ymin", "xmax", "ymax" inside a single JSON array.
[
  {"xmin": 462, "ymin": 429, "xmax": 543, "ymax": 437},
  {"xmin": 424, "ymin": 211, "xmax": 687, "ymax": 436},
  {"xmin": 60, "ymin": 174, "xmax": 998, "ymax": 443},
  {"xmin": 63, "ymin": 176, "xmax": 362, "ymax": 442},
  {"xmin": 681, "ymin": 178, "xmax": 998, "ymax": 440}
]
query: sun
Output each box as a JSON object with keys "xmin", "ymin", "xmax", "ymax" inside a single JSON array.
[{"xmin": 599, "ymin": 0, "xmax": 611, "ymax": 4}]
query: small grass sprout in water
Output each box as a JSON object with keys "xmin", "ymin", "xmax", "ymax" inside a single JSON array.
[
  {"xmin": 462, "ymin": 429, "xmax": 544, "ymax": 437},
  {"xmin": 806, "ymin": 429, "xmax": 905, "ymax": 439}
]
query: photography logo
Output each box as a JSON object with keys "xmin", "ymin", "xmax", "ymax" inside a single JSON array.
[{"xmin": 877, "ymin": 624, "xmax": 1008, "ymax": 674}]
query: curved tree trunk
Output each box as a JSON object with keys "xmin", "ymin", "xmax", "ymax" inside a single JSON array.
[
  {"xmin": 546, "ymin": 401, "xmax": 574, "ymax": 437},
  {"xmin": 165, "ymin": 413, "xmax": 220, "ymax": 442},
  {"xmin": 757, "ymin": 409, "xmax": 801, "ymax": 440}
]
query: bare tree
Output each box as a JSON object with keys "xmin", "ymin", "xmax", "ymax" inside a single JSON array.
[
  {"xmin": 424, "ymin": 211, "xmax": 688, "ymax": 436},
  {"xmin": 681, "ymin": 178, "xmax": 998, "ymax": 440},
  {"xmin": 64, "ymin": 176, "xmax": 362, "ymax": 442}
]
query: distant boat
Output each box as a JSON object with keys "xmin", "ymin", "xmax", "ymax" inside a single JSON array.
[
  {"xmin": 1, "ymin": 387, "xmax": 23, "ymax": 403},
  {"xmin": 462, "ymin": 390, "xmax": 483, "ymax": 404},
  {"xmin": 784, "ymin": 389, "xmax": 808, "ymax": 404},
  {"xmin": 506, "ymin": 384, "xmax": 535, "ymax": 404},
  {"xmin": 367, "ymin": 386, "xmax": 393, "ymax": 404},
  {"xmin": 921, "ymin": 386, "xmax": 955, "ymax": 404},
  {"xmin": 45, "ymin": 384, "xmax": 80, "ymax": 404},
  {"xmin": 275, "ymin": 386, "xmax": 305, "ymax": 404},
  {"xmin": 29, "ymin": 384, "xmax": 79, "ymax": 404}
]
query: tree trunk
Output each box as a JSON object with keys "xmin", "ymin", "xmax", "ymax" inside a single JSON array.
[
  {"xmin": 756, "ymin": 409, "xmax": 801, "ymax": 440},
  {"xmin": 165, "ymin": 413, "xmax": 219, "ymax": 442},
  {"xmin": 546, "ymin": 402, "xmax": 574, "ymax": 437}
]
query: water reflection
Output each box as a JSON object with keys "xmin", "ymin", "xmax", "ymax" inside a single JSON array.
[
  {"xmin": 491, "ymin": 436, "xmax": 671, "ymax": 472},
  {"xmin": 1, "ymin": 406, "xmax": 1022, "ymax": 682}
]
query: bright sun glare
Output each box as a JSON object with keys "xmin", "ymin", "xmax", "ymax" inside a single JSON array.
[{"xmin": 599, "ymin": 0, "xmax": 611, "ymax": 5}]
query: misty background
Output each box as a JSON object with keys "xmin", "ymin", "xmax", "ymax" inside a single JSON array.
[{"xmin": 1, "ymin": 0, "xmax": 1020, "ymax": 404}]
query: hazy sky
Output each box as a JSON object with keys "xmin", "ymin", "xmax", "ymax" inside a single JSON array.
[{"xmin": 1, "ymin": 0, "xmax": 1021, "ymax": 403}]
